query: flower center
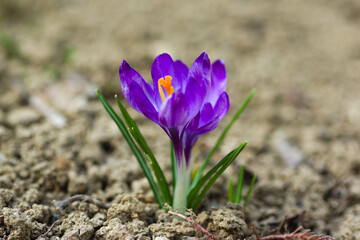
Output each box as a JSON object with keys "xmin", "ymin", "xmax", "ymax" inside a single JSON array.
[{"xmin": 158, "ymin": 75, "xmax": 174, "ymax": 102}]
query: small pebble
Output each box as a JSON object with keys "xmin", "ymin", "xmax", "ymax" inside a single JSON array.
[{"xmin": 7, "ymin": 107, "xmax": 41, "ymax": 126}]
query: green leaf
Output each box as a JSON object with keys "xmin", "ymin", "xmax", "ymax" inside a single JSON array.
[
  {"xmin": 96, "ymin": 89, "xmax": 163, "ymax": 208},
  {"xmin": 235, "ymin": 165, "xmax": 245, "ymax": 204},
  {"xmin": 115, "ymin": 95, "xmax": 172, "ymax": 205},
  {"xmin": 190, "ymin": 89, "xmax": 256, "ymax": 192},
  {"xmin": 187, "ymin": 148, "xmax": 238, "ymax": 205},
  {"xmin": 190, "ymin": 142, "xmax": 247, "ymax": 210},
  {"xmin": 244, "ymin": 173, "xmax": 256, "ymax": 206},
  {"xmin": 228, "ymin": 178, "xmax": 234, "ymax": 203}
]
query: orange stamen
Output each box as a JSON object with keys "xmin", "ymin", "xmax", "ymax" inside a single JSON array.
[{"xmin": 158, "ymin": 75, "xmax": 174, "ymax": 102}]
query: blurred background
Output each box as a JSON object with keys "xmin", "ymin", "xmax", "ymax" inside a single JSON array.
[
  {"xmin": 1, "ymin": 0, "xmax": 360, "ymax": 237},
  {"xmin": 1, "ymin": 0, "xmax": 360, "ymax": 109},
  {"xmin": 1, "ymin": 0, "xmax": 360, "ymax": 126}
]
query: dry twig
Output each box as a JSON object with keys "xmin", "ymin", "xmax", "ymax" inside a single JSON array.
[
  {"xmin": 168, "ymin": 210, "xmax": 220, "ymax": 240},
  {"xmin": 41, "ymin": 219, "xmax": 62, "ymax": 237},
  {"xmin": 53, "ymin": 194, "xmax": 111, "ymax": 214},
  {"xmin": 250, "ymin": 224, "xmax": 261, "ymax": 239},
  {"xmin": 271, "ymin": 211, "xmax": 306, "ymax": 234}
]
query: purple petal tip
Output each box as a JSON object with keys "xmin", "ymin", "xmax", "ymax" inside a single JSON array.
[
  {"xmin": 200, "ymin": 51, "xmax": 209, "ymax": 60},
  {"xmin": 119, "ymin": 60, "xmax": 129, "ymax": 74}
]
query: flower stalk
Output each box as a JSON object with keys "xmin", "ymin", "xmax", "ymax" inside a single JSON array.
[{"xmin": 173, "ymin": 162, "xmax": 190, "ymax": 211}]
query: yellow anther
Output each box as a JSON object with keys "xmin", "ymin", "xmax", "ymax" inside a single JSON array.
[{"xmin": 158, "ymin": 75, "xmax": 174, "ymax": 102}]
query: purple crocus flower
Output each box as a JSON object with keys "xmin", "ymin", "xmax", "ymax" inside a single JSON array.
[
  {"xmin": 119, "ymin": 52, "xmax": 229, "ymax": 208},
  {"xmin": 119, "ymin": 52, "xmax": 230, "ymax": 163}
]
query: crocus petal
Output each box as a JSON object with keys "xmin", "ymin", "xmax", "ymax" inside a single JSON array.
[
  {"xmin": 195, "ymin": 117, "xmax": 221, "ymax": 136},
  {"xmin": 207, "ymin": 59, "xmax": 227, "ymax": 105},
  {"xmin": 151, "ymin": 53, "xmax": 176, "ymax": 81},
  {"xmin": 184, "ymin": 77, "xmax": 208, "ymax": 120},
  {"xmin": 185, "ymin": 112, "xmax": 200, "ymax": 134},
  {"xmin": 174, "ymin": 60, "xmax": 189, "ymax": 90},
  {"xmin": 185, "ymin": 52, "xmax": 211, "ymax": 118},
  {"xmin": 119, "ymin": 60, "xmax": 156, "ymax": 110},
  {"xmin": 152, "ymin": 53, "xmax": 183, "ymax": 107},
  {"xmin": 213, "ymin": 91, "xmax": 230, "ymax": 119},
  {"xmin": 183, "ymin": 92, "xmax": 230, "ymax": 163},
  {"xmin": 199, "ymin": 102, "xmax": 215, "ymax": 126},
  {"xmin": 129, "ymin": 82, "xmax": 159, "ymax": 123},
  {"xmin": 188, "ymin": 52, "xmax": 211, "ymax": 90},
  {"xmin": 159, "ymin": 90, "xmax": 189, "ymax": 128},
  {"xmin": 195, "ymin": 92, "xmax": 230, "ymax": 135}
]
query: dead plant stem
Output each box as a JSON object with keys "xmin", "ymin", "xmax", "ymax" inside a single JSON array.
[{"xmin": 168, "ymin": 210, "xmax": 220, "ymax": 240}]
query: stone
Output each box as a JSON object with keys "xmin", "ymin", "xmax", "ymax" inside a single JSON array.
[{"xmin": 7, "ymin": 107, "xmax": 41, "ymax": 126}]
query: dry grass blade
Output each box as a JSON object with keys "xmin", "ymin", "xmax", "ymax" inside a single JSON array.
[
  {"xmin": 168, "ymin": 210, "xmax": 220, "ymax": 240},
  {"xmin": 252, "ymin": 226, "xmax": 336, "ymax": 240}
]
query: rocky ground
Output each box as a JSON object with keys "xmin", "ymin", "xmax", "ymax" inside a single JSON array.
[{"xmin": 0, "ymin": 0, "xmax": 360, "ymax": 239}]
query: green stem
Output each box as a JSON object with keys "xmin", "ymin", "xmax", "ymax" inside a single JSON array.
[{"xmin": 173, "ymin": 162, "xmax": 190, "ymax": 212}]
